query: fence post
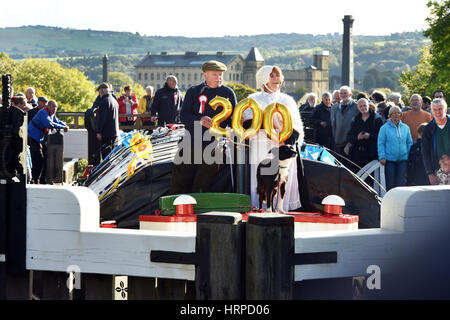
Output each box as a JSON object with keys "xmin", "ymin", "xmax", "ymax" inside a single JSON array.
[
  {"xmin": 246, "ymin": 213, "xmax": 294, "ymax": 300},
  {"xmin": 195, "ymin": 212, "xmax": 245, "ymax": 300},
  {"xmin": 38, "ymin": 271, "xmax": 71, "ymax": 300},
  {"xmin": 79, "ymin": 273, "xmax": 115, "ymax": 300},
  {"xmin": 1, "ymin": 74, "xmax": 29, "ymax": 299},
  {"xmin": 127, "ymin": 276, "xmax": 157, "ymax": 300}
]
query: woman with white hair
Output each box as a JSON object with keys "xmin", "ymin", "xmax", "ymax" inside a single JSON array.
[
  {"xmin": 300, "ymin": 92, "xmax": 318, "ymax": 112},
  {"xmin": 243, "ymin": 65, "xmax": 305, "ymax": 212},
  {"xmin": 26, "ymin": 87, "xmax": 38, "ymax": 108},
  {"xmin": 377, "ymin": 105, "xmax": 413, "ymax": 191}
]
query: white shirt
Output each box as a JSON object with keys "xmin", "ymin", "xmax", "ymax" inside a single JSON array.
[{"xmin": 244, "ymin": 91, "xmax": 305, "ymax": 211}]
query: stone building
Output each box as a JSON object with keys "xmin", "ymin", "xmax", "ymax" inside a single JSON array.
[
  {"xmin": 283, "ymin": 51, "xmax": 329, "ymax": 98},
  {"xmin": 135, "ymin": 47, "xmax": 329, "ymax": 98}
]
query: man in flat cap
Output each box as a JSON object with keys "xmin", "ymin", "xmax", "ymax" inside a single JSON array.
[
  {"xmin": 95, "ymin": 83, "xmax": 119, "ymax": 161},
  {"xmin": 169, "ymin": 60, "xmax": 237, "ymax": 194}
]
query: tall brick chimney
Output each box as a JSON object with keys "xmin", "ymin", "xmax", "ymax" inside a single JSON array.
[{"xmin": 341, "ymin": 15, "xmax": 354, "ymax": 88}]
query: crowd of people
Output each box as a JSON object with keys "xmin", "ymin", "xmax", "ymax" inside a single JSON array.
[
  {"xmin": 7, "ymin": 65, "xmax": 448, "ymax": 196},
  {"xmin": 307, "ymin": 87, "xmax": 449, "ymax": 190},
  {"xmin": 91, "ymin": 76, "xmax": 184, "ymax": 162},
  {"xmin": 5, "ymin": 87, "xmax": 70, "ymax": 184}
]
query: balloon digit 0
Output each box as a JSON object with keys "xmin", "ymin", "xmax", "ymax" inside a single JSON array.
[
  {"xmin": 231, "ymin": 98, "xmax": 263, "ymax": 142},
  {"xmin": 262, "ymin": 102, "xmax": 293, "ymax": 143}
]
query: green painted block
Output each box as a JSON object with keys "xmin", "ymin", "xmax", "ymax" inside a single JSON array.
[{"xmin": 159, "ymin": 193, "xmax": 251, "ymax": 216}]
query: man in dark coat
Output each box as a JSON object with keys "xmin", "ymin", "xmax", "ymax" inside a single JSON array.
[
  {"xmin": 421, "ymin": 99, "xmax": 450, "ymax": 185},
  {"xmin": 150, "ymin": 76, "xmax": 184, "ymax": 126},
  {"xmin": 311, "ymin": 92, "xmax": 333, "ymax": 149},
  {"xmin": 28, "ymin": 96, "xmax": 48, "ymax": 124},
  {"xmin": 169, "ymin": 61, "xmax": 237, "ymax": 194},
  {"xmin": 345, "ymin": 99, "xmax": 383, "ymax": 173},
  {"xmin": 95, "ymin": 83, "xmax": 119, "ymax": 161}
]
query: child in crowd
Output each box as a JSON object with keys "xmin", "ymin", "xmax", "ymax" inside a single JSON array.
[
  {"xmin": 407, "ymin": 123, "xmax": 429, "ymax": 185},
  {"xmin": 436, "ymin": 154, "xmax": 450, "ymax": 185}
]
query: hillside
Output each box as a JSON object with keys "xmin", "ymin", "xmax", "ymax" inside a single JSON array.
[{"xmin": 0, "ymin": 25, "xmax": 430, "ymax": 90}]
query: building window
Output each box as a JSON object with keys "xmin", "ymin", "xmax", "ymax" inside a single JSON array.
[
  {"xmin": 236, "ymin": 74, "xmax": 239, "ymax": 81},
  {"xmin": 151, "ymin": 73, "xmax": 154, "ymax": 80},
  {"xmin": 162, "ymin": 73, "xmax": 166, "ymax": 80},
  {"xmin": 157, "ymin": 73, "xmax": 160, "ymax": 80},
  {"xmin": 144, "ymin": 73, "xmax": 148, "ymax": 80},
  {"xmin": 157, "ymin": 84, "xmax": 161, "ymax": 89},
  {"xmin": 138, "ymin": 73, "xmax": 142, "ymax": 80},
  {"xmin": 236, "ymin": 63, "xmax": 240, "ymax": 71},
  {"xmin": 194, "ymin": 73, "xmax": 198, "ymax": 81},
  {"xmin": 188, "ymin": 73, "xmax": 191, "ymax": 81}
]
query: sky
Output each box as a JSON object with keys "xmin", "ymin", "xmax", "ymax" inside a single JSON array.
[{"xmin": 0, "ymin": 0, "xmax": 430, "ymax": 37}]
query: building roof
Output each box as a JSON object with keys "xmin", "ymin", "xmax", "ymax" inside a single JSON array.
[
  {"xmin": 246, "ymin": 47, "xmax": 264, "ymax": 62},
  {"xmin": 136, "ymin": 51, "xmax": 241, "ymax": 68}
]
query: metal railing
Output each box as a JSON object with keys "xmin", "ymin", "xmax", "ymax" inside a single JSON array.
[{"xmin": 56, "ymin": 112, "xmax": 157, "ymax": 131}]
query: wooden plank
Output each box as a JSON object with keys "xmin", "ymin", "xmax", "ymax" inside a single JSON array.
[
  {"xmin": 195, "ymin": 212, "xmax": 245, "ymax": 300},
  {"xmin": 381, "ymin": 186, "xmax": 450, "ymax": 231},
  {"xmin": 294, "ymin": 229, "xmax": 401, "ymax": 281},
  {"xmin": 128, "ymin": 276, "xmax": 156, "ymax": 300},
  {"xmin": 39, "ymin": 271, "xmax": 71, "ymax": 300},
  {"xmin": 26, "ymin": 186, "xmax": 196, "ymax": 280},
  {"xmin": 81, "ymin": 273, "xmax": 114, "ymax": 300},
  {"xmin": 156, "ymin": 278, "xmax": 187, "ymax": 300},
  {"xmin": 293, "ymin": 186, "xmax": 450, "ymax": 282},
  {"xmin": 246, "ymin": 213, "xmax": 294, "ymax": 300}
]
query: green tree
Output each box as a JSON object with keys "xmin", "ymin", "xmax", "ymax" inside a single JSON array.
[
  {"xmin": 108, "ymin": 71, "xmax": 145, "ymax": 99},
  {"xmin": 225, "ymin": 82, "xmax": 257, "ymax": 102},
  {"xmin": 363, "ymin": 69, "xmax": 382, "ymax": 90},
  {"xmin": 363, "ymin": 68, "xmax": 401, "ymax": 91},
  {"xmin": 400, "ymin": 0, "xmax": 450, "ymax": 96},
  {"xmin": 1, "ymin": 53, "xmax": 97, "ymax": 111},
  {"xmin": 400, "ymin": 46, "xmax": 434, "ymax": 96},
  {"xmin": 424, "ymin": 0, "xmax": 450, "ymax": 94}
]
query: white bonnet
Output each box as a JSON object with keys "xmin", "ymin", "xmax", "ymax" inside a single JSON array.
[{"xmin": 255, "ymin": 65, "xmax": 284, "ymax": 91}]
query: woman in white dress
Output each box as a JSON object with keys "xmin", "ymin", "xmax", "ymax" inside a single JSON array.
[{"xmin": 243, "ymin": 65, "xmax": 305, "ymax": 212}]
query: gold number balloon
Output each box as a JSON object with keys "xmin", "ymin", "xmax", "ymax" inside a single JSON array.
[
  {"xmin": 231, "ymin": 98, "xmax": 263, "ymax": 142},
  {"xmin": 209, "ymin": 96, "xmax": 233, "ymax": 136},
  {"xmin": 263, "ymin": 102, "xmax": 293, "ymax": 143}
]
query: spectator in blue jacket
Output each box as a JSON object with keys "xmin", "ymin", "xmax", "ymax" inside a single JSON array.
[
  {"xmin": 28, "ymin": 100, "xmax": 69, "ymax": 184},
  {"xmin": 378, "ymin": 105, "xmax": 413, "ymax": 191}
]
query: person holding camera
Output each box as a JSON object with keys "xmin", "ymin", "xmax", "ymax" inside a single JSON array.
[
  {"xmin": 344, "ymin": 98, "xmax": 383, "ymax": 173},
  {"xmin": 117, "ymin": 85, "xmax": 139, "ymax": 131}
]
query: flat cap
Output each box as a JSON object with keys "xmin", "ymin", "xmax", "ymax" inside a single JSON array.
[
  {"xmin": 38, "ymin": 96, "xmax": 48, "ymax": 102},
  {"xmin": 96, "ymin": 83, "xmax": 109, "ymax": 91},
  {"xmin": 202, "ymin": 60, "xmax": 227, "ymax": 72}
]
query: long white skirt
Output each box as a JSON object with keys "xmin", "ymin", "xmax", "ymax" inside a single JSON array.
[{"xmin": 248, "ymin": 132, "xmax": 301, "ymax": 212}]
